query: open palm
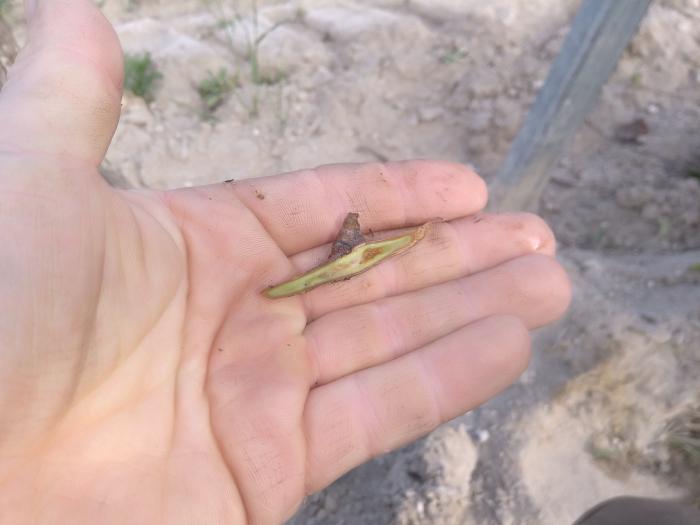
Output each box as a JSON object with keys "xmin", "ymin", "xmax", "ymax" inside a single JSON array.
[{"xmin": 0, "ymin": 2, "xmax": 570, "ymax": 524}]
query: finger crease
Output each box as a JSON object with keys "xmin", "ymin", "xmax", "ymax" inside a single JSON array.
[
  {"xmin": 413, "ymin": 349, "xmax": 445, "ymax": 426},
  {"xmin": 351, "ymin": 373, "xmax": 383, "ymax": 459},
  {"xmin": 374, "ymin": 300, "xmax": 404, "ymax": 361},
  {"xmin": 302, "ymin": 327, "xmax": 323, "ymax": 387}
]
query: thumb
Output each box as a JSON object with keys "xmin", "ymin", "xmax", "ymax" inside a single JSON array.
[{"xmin": 0, "ymin": 0, "xmax": 124, "ymax": 166}]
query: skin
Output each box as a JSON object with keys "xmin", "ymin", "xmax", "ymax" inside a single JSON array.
[{"xmin": 0, "ymin": 1, "xmax": 571, "ymax": 524}]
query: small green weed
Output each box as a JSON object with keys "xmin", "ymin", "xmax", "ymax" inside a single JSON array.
[
  {"xmin": 256, "ymin": 69, "xmax": 286, "ymax": 86},
  {"xmin": 198, "ymin": 69, "xmax": 238, "ymax": 119},
  {"xmin": 439, "ymin": 45, "xmax": 467, "ymax": 65},
  {"xmin": 586, "ymin": 441, "xmax": 620, "ymax": 463},
  {"xmin": 124, "ymin": 53, "xmax": 162, "ymax": 103},
  {"xmin": 667, "ymin": 405, "xmax": 700, "ymax": 466},
  {"xmin": 206, "ymin": 0, "xmax": 300, "ymax": 119},
  {"xmin": 656, "ymin": 216, "xmax": 670, "ymax": 238},
  {"xmin": 274, "ymin": 85, "xmax": 289, "ymax": 133},
  {"xmin": 664, "ymin": 404, "xmax": 700, "ymax": 506},
  {"xmin": 630, "ymin": 72, "xmax": 642, "ymax": 87}
]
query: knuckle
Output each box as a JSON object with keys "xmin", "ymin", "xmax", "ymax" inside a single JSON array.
[
  {"xmin": 487, "ymin": 314, "xmax": 532, "ymax": 365},
  {"xmin": 26, "ymin": 47, "xmax": 120, "ymax": 114},
  {"xmin": 523, "ymin": 253, "xmax": 572, "ymax": 318}
]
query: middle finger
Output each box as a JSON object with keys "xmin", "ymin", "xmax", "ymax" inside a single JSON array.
[
  {"xmin": 304, "ymin": 253, "xmax": 570, "ymax": 386},
  {"xmin": 294, "ymin": 212, "xmax": 555, "ymax": 320}
]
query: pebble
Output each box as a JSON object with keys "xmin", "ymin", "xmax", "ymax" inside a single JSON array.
[
  {"xmin": 649, "ymin": 327, "xmax": 672, "ymax": 345},
  {"xmin": 469, "ymin": 69, "xmax": 501, "ymax": 97},
  {"xmin": 465, "ymin": 110, "xmax": 491, "ymax": 132},
  {"xmin": 476, "ymin": 429, "xmax": 490, "ymax": 443},
  {"xmin": 324, "ymin": 494, "xmax": 337, "ymax": 512},
  {"xmin": 641, "ymin": 202, "xmax": 661, "ymax": 221},
  {"xmin": 615, "ymin": 186, "xmax": 654, "ymax": 209},
  {"xmin": 123, "ymin": 99, "xmax": 154, "ymax": 127},
  {"xmin": 681, "ymin": 209, "xmax": 700, "ymax": 226},
  {"xmin": 542, "ymin": 199, "xmax": 559, "ymax": 212},
  {"xmin": 417, "ymin": 106, "xmax": 444, "ymax": 122}
]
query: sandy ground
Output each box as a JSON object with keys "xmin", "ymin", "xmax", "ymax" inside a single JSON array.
[{"xmin": 2, "ymin": 0, "xmax": 700, "ymax": 523}]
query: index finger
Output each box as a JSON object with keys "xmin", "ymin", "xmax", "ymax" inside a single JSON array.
[{"xmin": 225, "ymin": 160, "xmax": 488, "ymax": 255}]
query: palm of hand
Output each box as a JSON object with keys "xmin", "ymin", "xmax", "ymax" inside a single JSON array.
[
  {"xmin": 0, "ymin": 2, "xmax": 570, "ymax": 524},
  {"xmin": 0, "ymin": 166, "xmax": 334, "ymax": 523}
]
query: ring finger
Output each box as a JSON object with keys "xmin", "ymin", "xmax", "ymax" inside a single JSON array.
[{"xmin": 304, "ymin": 253, "xmax": 570, "ymax": 386}]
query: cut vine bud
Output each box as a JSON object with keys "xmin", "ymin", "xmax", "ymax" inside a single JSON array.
[{"xmin": 262, "ymin": 213, "xmax": 432, "ymax": 299}]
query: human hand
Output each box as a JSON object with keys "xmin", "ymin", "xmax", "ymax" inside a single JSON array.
[{"xmin": 0, "ymin": 1, "xmax": 571, "ymax": 524}]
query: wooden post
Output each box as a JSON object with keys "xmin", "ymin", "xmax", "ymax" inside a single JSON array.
[{"xmin": 490, "ymin": 0, "xmax": 652, "ymax": 212}]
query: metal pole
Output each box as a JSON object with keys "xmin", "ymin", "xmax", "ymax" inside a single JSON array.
[{"xmin": 490, "ymin": 0, "xmax": 652, "ymax": 212}]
